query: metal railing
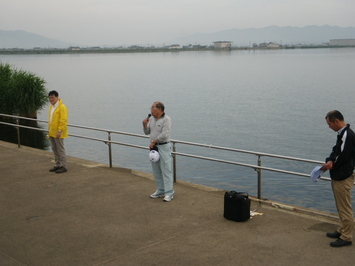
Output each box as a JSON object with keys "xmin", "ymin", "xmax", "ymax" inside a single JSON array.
[{"xmin": 0, "ymin": 113, "xmax": 328, "ymax": 200}]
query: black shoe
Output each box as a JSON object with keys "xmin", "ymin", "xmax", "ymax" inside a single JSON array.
[
  {"xmin": 49, "ymin": 166, "xmax": 60, "ymax": 172},
  {"xmin": 330, "ymin": 238, "xmax": 352, "ymax": 247},
  {"xmin": 326, "ymin": 231, "xmax": 342, "ymax": 239},
  {"xmin": 55, "ymin": 167, "xmax": 67, "ymax": 174}
]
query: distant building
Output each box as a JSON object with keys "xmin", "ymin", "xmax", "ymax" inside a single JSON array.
[
  {"xmin": 213, "ymin": 41, "xmax": 232, "ymax": 49},
  {"xmin": 267, "ymin": 42, "xmax": 281, "ymax": 48},
  {"xmin": 168, "ymin": 44, "xmax": 181, "ymax": 49},
  {"xmin": 128, "ymin": 45, "xmax": 144, "ymax": 49},
  {"xmin": 329, "ymin": 39, "xmax": 355, "ymax": 46},
  {"xmin": 258, "ymin": 42, "xmax": 268, "ymax": 48},
  {"xmin": 258, "ymin": 42, "xmax": 281, "ymax": 48},
  {"xmin": 69, "ymin": 46, "xmax": 80, "ymax": 50}
]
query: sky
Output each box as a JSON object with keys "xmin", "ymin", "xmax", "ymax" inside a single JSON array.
[{"xmin": 1, "ymin": 0, "xmax": 355, "ymax": 46}]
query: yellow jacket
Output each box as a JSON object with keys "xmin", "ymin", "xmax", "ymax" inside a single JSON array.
[{"xmin": 48, "ymin": 99, "xmax": 68, "ymax": 138}]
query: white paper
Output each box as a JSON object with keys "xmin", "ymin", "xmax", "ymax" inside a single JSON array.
[{"xmin": 310, "ymin": 166, "xmax": 323, "ymax": 182}]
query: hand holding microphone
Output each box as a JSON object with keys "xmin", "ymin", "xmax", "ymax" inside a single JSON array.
[{"xmin": 142, "ymin": 114, "xmax": 151, "ymax": 128}]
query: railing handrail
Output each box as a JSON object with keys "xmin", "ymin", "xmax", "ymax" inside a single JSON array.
[
  {"xmin": 0, "ymin": 113, "xmax": 330, "ymax": 201},
  {"xmin": 0, "ymin": 113, "xmax": 324, "ymax": 163}
]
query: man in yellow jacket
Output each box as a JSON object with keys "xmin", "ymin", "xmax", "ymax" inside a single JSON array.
[{"xmin": 48, "ymin": 90, "xmax": 68, "ymax": 173}]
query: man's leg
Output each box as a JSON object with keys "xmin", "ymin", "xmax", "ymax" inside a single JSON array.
[
  {"xmin": 151, "ymin": 161, "xmax": 165, "ymax": 195},
  {"xmin": 332, "ymin": 175, "xmax": 354, "ymax": 241},
  {"xmin": 55, "ymin": 138, "xmax": 67, "ymax": 169},
  {"xmin": 158, "ymin": 144, "xmax": 174, "ymax": 197},
  {"xmin": 50, "ymin": 137, "xmax": 60, "ymax": 167}
]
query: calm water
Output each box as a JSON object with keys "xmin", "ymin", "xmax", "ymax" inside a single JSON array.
[{"xmin": 2, "ymin": 48, "xmax": 355, "ymax": 214}]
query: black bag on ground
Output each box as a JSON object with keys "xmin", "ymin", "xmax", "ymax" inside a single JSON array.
[{"xmin": 223, "ymin": 191, "xmax": 250, "ymax": 222}]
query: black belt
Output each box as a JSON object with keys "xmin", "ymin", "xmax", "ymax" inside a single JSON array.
[{"xmin": 156, "ymin": 142, "xmax": 169, "ymax": 145}]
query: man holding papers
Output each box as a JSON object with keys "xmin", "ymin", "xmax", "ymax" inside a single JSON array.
[{"xmin": 322, "ymin": 110, "xmax": 355, "ymax": 248}]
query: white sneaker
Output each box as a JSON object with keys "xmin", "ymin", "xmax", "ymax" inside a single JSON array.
[
  {"xmin": 150, "ymin": 192, "xmax": 165, "ymax": 199},
  {"xmin": 163, "ymin": 195, "xmax": 174, "ymax": 202}
]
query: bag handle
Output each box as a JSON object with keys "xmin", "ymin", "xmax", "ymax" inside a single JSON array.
[{"xmin": 230, "ymin": 190, "xmax": 248, "ymax": 196}]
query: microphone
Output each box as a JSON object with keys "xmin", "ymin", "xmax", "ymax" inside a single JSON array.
[{"xmin": 143, "ymin": 114, "xmax": 151, "ymax": 128}]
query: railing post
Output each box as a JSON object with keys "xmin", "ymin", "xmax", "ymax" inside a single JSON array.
[
  {"xmin": 108, "ymin": 132, "xmax": 112, "ymax": 168},
  {"xmin": 257, "ymin": 155, "xmax": 262, "ymax": 199},
  {"xmin": 172, "ymin": 142, "xmax": 177, "ymax": 182},
  {"xmin": 16, "ymin": 118, "xmax": 21, "ymax": 148}
]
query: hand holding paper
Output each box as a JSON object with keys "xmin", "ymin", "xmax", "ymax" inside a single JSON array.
[{"xmin": 310, "ymin": 166, "xmax": 324, "ymax": 182}]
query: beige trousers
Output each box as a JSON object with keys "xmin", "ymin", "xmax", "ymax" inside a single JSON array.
[
  {"xmin": 332, "ymin": 174, "xmax": 354, "ymax": 241},
  {"xmin": 50, "ymin": 137, "xmax": 67, "ymax": 169}
]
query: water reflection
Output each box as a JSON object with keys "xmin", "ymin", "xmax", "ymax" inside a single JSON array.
[{"xmin": 0, "ymin": 117, "xmax": 49, "ymax": 150}]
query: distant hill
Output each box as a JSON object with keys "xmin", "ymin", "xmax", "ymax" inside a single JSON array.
[
  {"xmin": 172, "ymin": 25, "xmax": 355, "ymax": 46},
  {"xmin": 0, "ymin": 30, "xmax": 73, "ymax": 49},
  {"xmin": 1, "ymin": 26, "xmax": 355, "ymax": 49}
]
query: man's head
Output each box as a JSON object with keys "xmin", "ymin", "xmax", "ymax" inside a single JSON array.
[
  {"xmin": 151, "ymin": 101, "xmax": 165, "ymax": 118},
  {"xmin": 325, "ymin": 110, "xmax": 346, "ymax": 132},
  {"xmin": 48, "ymin": 90, "xmax": 59, "ymax": 105}
]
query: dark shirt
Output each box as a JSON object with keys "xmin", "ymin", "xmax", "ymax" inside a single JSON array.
[{"xmin": 326, "ymin": 124, "xmax": 355, "ymax": 180}]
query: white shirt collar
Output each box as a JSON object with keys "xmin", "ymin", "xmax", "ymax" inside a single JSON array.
[
  {"xmin": 52, "ymin": 100, "xmax": 59, "ymax": 108},
  {"xmin": 337, "ymin": 126, "xmax": 346, "ymax": 135}
]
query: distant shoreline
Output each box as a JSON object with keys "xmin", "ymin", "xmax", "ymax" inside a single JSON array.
[{"xmin": 0, "ymin": 45, "xmax": 354, "ymax": 55}]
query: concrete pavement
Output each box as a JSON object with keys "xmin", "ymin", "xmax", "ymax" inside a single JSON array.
[{"xmin": 1, "ymin": 140, "xmax": 354, "ymax": 266}]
